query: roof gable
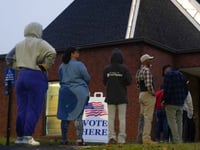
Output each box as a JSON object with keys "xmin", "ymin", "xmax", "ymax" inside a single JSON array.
[
  {"xmin": 134, "ymin": 0, "xmax": 200, "ymax": 51},
  {"xmin": 43, "ymin": 0, "xmax": 132, "ymax": 49},
  {"xmin": 43, "ymin": 0, "xmax": 200, "ymax": 52}
]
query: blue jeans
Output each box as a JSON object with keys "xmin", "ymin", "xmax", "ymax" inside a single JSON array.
[{"xmin": 155, "ymin": 109, "xmax": 169, "ymax": 142}]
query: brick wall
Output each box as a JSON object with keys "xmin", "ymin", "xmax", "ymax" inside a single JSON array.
[
  {"xmin": 0, "ymin": 42, "xmax": 200, "ymax": 142},
  {"xmin": 73, "ymin": 43, "xmax": 175, "ymax": 142}
]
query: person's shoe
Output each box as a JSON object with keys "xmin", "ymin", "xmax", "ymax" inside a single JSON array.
[
  {"xmin": 143, "ymin": 140, "xmax": 157, "ymax": 144},
  {"xmin": 22, "ymin": 136, "xmax": 40, "ymax": 146},
  {"xmin": 118, "ymin": 139, "xmax": 126, "ymax": 144},
  {"xmin": 15, "ymin": 137, "xmax": 24, "ymax": 144},
  {"xmin": 107, "ymin": 138, "xmax": 117, "ymax": 145},
  {"xmin": 76, "ymin": 139, "xmax": 86, "ymax": 146},
  {"xmin": 163, "ymin": 140, "xmax": 169, "ymax": 143},
  {"xmin": 60, "ymin": 141, "xmax": 68, "ymax": 146}
]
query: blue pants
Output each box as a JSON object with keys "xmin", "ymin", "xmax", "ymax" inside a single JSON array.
[
  {"xmin": 16, "ymin": 69, "xmax": 48, "ymax": 136},
  {"xmin": 155, "ymin": 109, "xmax": 169, "ymax": 142}
]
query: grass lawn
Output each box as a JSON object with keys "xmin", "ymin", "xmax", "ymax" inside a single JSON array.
[
  {"xmin": 77, "ymin": 143, "xmax": 200, "ymax": 150},
  {"xmin": 1, "ymin": 137, "xmax": 200, "ymax": 150}
]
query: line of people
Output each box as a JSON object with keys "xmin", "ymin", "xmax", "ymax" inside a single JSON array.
[
  {"xmin": 136, "ymin": 61, "xmax": 195, "ymax": 144},
  {"xmin": 101, "ymin": 51, "xmax": 195, "ymax": 145},
  {"xmin": 5, "ymin": 22, "xmax": 195, "ymax": 146},
  {"xmin": 155, "ymin": 79, "xmax": 195, "ymax": 143}
]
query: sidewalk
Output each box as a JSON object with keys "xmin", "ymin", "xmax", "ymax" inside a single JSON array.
[
  {"xmin": 0, "ymin": 145, "xmax": 78, "ymax": 150},
  {"xmin": 0, "ymin": 139, "xmax": 99, "ymax": 150},
  {"xmin": 0, "ymin": 145, "xmax": 77, "ymax": 150}
]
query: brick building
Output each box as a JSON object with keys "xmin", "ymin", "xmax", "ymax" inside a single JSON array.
[{"xmin": 0, "ymin": 0, "xmax": 200, "ymax": 142}]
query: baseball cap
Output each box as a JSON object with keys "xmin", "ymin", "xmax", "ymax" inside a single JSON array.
[{"xmin": 140, "ymin": 54, "xmax": 154, "ymax": 63}]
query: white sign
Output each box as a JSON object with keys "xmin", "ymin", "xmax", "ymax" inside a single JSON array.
[{"xmin": 83, "ymin": 92, "xmax": 108, "ymax": 143}]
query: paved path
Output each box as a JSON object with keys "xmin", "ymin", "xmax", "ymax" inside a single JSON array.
[{"xmin": 0, "ymin": 145, "xmax": 77, "ymax": 150}]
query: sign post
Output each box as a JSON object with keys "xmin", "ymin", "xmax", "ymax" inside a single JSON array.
[{"xmin": 4, "ymin": 68, "xmax": 15, "ymax": 146}]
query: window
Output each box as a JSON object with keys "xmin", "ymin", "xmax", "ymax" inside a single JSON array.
[{"xmin": 45, "ymin": 82, "xmax": 61, "ymax": 135}]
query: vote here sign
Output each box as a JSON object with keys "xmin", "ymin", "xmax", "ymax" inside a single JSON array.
[{"xmin": 83, "ymin": 92, "xmax": 108, "ymax": 143}]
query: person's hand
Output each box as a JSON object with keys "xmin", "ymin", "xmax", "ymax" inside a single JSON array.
[
  {"xmin": 161, "ymin": 101, "xmax": 165, "ymax": 108},
  {"xmin": 187, "ymin": 112, "xmax": 193, "ymax": 119},
  {"xmin": 38, "ymin": 64, "xmax": 47, "ymax": 72}
]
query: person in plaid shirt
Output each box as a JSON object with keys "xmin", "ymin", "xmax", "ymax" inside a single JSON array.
[{"xmin": 136, "ymin": 54, "xmax": 156, "ymax": 144}]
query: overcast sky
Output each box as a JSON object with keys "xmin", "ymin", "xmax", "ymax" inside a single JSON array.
[{"xmin": 0, "ymin": 0, "xmax": 74, "ymax": 54}]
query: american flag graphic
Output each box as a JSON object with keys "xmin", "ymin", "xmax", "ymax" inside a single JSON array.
[{"xmin": 84, "ymin": 102, "xmax": 107, "ymax": 117}]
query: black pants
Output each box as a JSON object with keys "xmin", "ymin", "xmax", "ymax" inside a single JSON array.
[{"xmin": 183, "ymin": 111, "xmax": 195, "ymax": 142}]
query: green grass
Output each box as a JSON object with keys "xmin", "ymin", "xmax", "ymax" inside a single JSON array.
[
  {"xmin": 78, "ymin": 143, "xmax": 200, "ymax": 150},
  {"xmin": 1, "ymin": 137, "xmax": 200, "ymax": 150}
]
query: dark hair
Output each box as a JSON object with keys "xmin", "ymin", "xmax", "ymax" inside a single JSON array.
[
  {"xmin": 62, "ymin": 47, "xmax": 77, "ymax": 64},
  {"xmin": 110, "ymin": 48, "xmax": 123, "ymax": 64},
  {"xmin": 162, "ymin": 64, "xmax": 172, "ymax": 76}
]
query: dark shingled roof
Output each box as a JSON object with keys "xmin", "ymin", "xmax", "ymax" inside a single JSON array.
[
  {"xmin": 134, "ymin": 0, "xmax": 200, "ymax": 51},
  {"xmin": 43, "ymin": 0, "xmax": 200, "ymax": 52},
  {"xmin": 43, "ymin": 0, "xmax": 132, "ymax": 49}
]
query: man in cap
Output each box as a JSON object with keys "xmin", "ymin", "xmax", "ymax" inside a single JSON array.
[{"xmin": 136, "ymin": 54, "xmax": 157, "ymax": 144}]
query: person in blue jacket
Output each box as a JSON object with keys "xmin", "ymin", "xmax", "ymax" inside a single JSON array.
[{"xmin": 57, "ymin": 47, "xmax": 90, "ymax": 146}]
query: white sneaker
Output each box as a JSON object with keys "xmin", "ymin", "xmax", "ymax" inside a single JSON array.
[
  {"xmin": 22, "ymin": 136, "xmax": 40, "ymax": 146},
  {"xmin": 15, "ymin": 137, "xmax": 23, "ymax": 144}
]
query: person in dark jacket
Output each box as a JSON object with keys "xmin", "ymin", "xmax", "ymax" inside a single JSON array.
[
  {"xmin": 103, "ymin": 48, "xmax": 132, "ymax": 144},
  {"xmin": 162, "ymin": 65, "xmax": 188, "ymax": 143}
]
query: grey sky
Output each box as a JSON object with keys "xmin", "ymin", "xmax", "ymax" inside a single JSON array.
[{"xmin": 0, "ymin": 0, "xmax": 74, "ymax": 54}]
